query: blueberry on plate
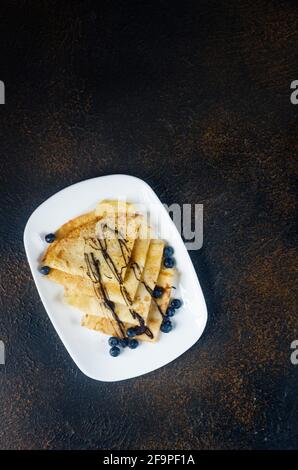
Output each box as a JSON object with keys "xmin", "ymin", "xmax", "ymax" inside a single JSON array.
[
  {"xmin": 127, "ymin": 327, "xmax": 136, "ymax": 338},
  {"xmin": 40, "ymin": 265, "xmax": 51, "ymax": 275},
  {"xmin": 171, "ymin": 298, "xmax": 182, "ymax": 309},
  {"xmin": 109, "ymin": 346, "xmax": 121, "ymax": 357},
  {"xmin": 164, "ymin": 257, "xmax": 175, "ymax": 269},
  {"xmin": 45, "ymin": 233, "xmax": 56, "ymax": 243},
  {"xmin": 120, "ymin": 338, "xmax": 129, "ymax": 348},
  {"xmin": 153, "ymin": 285, "xmax": 164, "ymax": 298},
  {"xmin": 128, "ymin": 339, "xmax": 139, "ymax": 349},
  {"xmin": 164, "ymin": 246, "xmax": 174, "ymax": 257},
  {"xmin": 108, "ymin": 337, "xmax": 119, "ymax": 347},
  {"xmin": 160, "ymin": 319, "xmax": 173, "ymax": 333},
  {"xmin": 166, "ymin": 306, "xmax": 175, "ymax": 317}
]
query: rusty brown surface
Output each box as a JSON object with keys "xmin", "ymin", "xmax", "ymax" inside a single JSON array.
[{"xmin": 0, "ymin": 0, "xmax": 297, "ymax": 450}]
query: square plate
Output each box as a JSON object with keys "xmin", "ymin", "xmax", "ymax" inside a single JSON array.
[{"xmin": 24, "ymin": 175, "xmax": 207, "ymax": 381}]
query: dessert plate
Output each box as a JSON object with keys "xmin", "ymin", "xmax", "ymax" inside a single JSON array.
[{"xmin": 24, "ymin": 175, "xmax": 207, "ymax": 381}]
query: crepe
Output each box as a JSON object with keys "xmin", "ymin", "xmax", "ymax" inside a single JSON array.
[
  {"xmin": 42, "ymin": 199, "xmax": 176, "ymax": 343},
  {"xmin": 64, "ymin": 289, "xmax": 140, "ymax": 325},
  {"xmin": 95, "ymin": 199, "xmax": 137, "ymax": 218},
  {"xmin": 129, "ymin": 239, "xmax": 164, "ymax": 320},
  {"xmin": 52, "ymin": 238, "xmax": 164, "ymax": 321},
  {"xmin": 43, "ymin": 212, "xmax": 142, "ymax": 282},
  {"xmin": 81, "ymin": 267, "xmax": 175, "ymax": 342},
  {"xmin": 44, "ymin": 200, "xmax": 153, "ymax": 303}
]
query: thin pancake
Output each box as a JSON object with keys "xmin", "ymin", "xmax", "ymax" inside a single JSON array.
[
  {"xmin": 81, "ymin": 267, "xmax": 175, "ymax": 342},
  {"xmin": 45, "ymin": 200, "xmax": 151, "ymax": 304},
  {"xmin": 46, "ymin": 229, "xmax": 151, "ymax": 306},
  {"xmin": 64, "ymin": 289, "xmax": 140, "ymax": 325},
  {"xmin": 62, "ymin": 238, "xmax": 164, "ymax": 321},
  {"xmin": 44, "ymin": 200, "xmax": 137, "ymax": 262},
  {"xmin": 95, "ymin": 200, "xmax": 137, "ymax": 218},
  {"xmin": 43, "ymin": 212, "xmax": 142, "ymax": 282},
  {"xmin": 130, "ymin": 239, "xmax": 164, "ymax": 320}
]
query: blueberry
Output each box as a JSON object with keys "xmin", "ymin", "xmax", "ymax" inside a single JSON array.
[
  {"xmin": 45, "ymin": 233, "xmax": 56, "ymax": 243},
  {"xmin": 128, "ymin": 339, "xmax": 139, "ymax": 349},
  {"xmin": 127, "ymin": 327, "xmax": 136, "ymax": 338},
  {"xmin": 160, "ymin": 319, "xmax": 173, "ymax": 333},
  {"xmin": 109, "ymin": 346, "xmax": 121, "ymax": 357},
  {"xmin": 171, "ymin": 298, "xmax": 182, "ymax": 309},
  {"xmin": 166, "ymin": 306, "xmax": 175, "ymax": 317},
  {"xmin": 40, "ymin": 265, "xmax": 51, "ymax": 275},
  {"xmin": 108, "ymin": 337, "xmax": 119, "ymax": 347},
  {"xmin": 120, "ymin": 338, "xmax": 129, "ymax": 348},
  {"xmin": 164, "ymin": 257, "xmax": 175, "ymax": 269},
  {"xmin": 164, "ymin": 246, "xmax": 174, "ymax": 257},
  {"xmin": 153, "ymin": 286, "xmax": 164, "ymax": 298}
]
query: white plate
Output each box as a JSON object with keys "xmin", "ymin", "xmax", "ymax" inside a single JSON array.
[{"xmin": 24, "ymin": 175, "xmax": 207, "ymax": 382}]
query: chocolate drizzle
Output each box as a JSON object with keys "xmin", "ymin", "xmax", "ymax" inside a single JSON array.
[
  {"xmin": 88, "ymin": 228, "xmax": 132, "ymax": 306},
  {"xmin": 84, "ymin": 223, "xmax": 156, "ymax": 339},
  {"xmin": 130, "ymin": 311, "xmax": 154, "ymax": 339},
  {"xmin": 131, "ymin": 262, "xmax": 165, "ymax": 319},
  {"xmin": 84, "ymin": 252, "xmax": 126, "ymax": 338}
]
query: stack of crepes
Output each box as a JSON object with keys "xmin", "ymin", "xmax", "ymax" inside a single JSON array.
[{"xmin": 42, "ymin": 200, "xmax": 175, "ymax": 342}]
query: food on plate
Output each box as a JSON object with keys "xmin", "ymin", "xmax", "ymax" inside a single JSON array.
[{"xmin": 40, "ymin": 200, "xmax": 182, "ymax": 356}]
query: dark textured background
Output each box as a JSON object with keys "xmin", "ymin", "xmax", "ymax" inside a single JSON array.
[{"xmin": 0, "ymin": 0, "xmax": 297, "ymax": 450}]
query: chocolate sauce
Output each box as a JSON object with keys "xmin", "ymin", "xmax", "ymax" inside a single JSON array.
[
  {"xmin": 131, "ymin": 262, "xmax": 166, "ymax": 319},
  {"xmin": 130, "ymin": 310, "xmax": 154, "ymax": 339},
  {"xmin": 84, "ymin": 223, "xmax": 159, "ymax": 339},
  {"xmin": 101, "ymin": 223, "xmax": 131, "ymax": 267},
  {"xmin": 84, "ymin": 252, "xmax": 126, "ymax": 339}
]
